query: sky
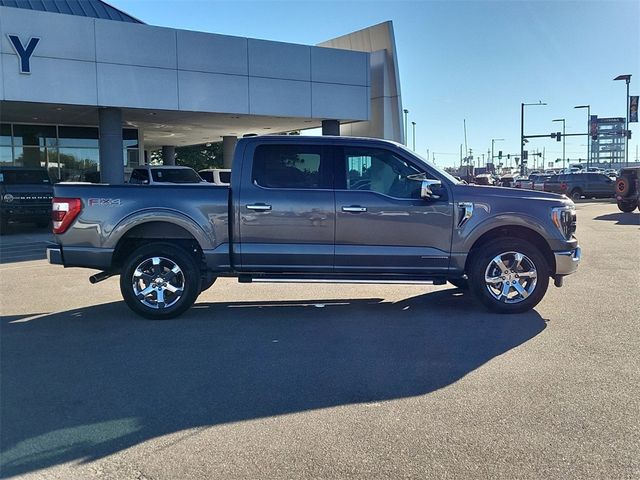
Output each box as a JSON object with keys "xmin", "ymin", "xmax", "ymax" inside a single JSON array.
[{"xmin": 110, "ymin": 0, "xmax": 639, "ymax": 168}]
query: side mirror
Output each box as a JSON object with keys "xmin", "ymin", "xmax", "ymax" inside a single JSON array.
[{"xmin": 421, "ymin": 179, "xmax": 442, "ymax": 199}]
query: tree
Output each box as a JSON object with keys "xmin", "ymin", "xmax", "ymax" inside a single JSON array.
[{"xmin": 175, "ymin": 143, "xmax": 223, "ymax": 171}]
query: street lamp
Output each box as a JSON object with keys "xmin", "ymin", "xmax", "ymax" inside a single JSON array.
[
  {"xmin": 521, "ymin": 101, "xmax": 547, "ymax": 175},
  {"xmin": 411, "ymin": 121, "xmax": 416, "ymax": 151},
  {"xmin": 614, "ymin": 74, "xmax": 631, "ymax": 166},
  {"xmin": 491, "ymin": 138, "xmax": 504, "ymax": 168},
  {"xmin": 553, "ymin": 118, "xmax": 566, "ymax": 171},
  {"xmin": 403, "ymin": 109, "xmax": 409, "ymax": 146},
  {"xmin": 574, "ymin": 105, "xmax": 590, "ymax": 168}
]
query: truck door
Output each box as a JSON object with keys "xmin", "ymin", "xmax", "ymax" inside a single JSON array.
[
  {"xmin": 237, "ymin": 142, "xmax": 335, "ymax": 272},
  {"xmin": 334, "ymin": 145, "xmax": 454, "ymax": 274}
]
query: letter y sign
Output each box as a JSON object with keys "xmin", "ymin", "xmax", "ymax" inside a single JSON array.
[{"xmin": 7, "ymin": 35, "xmax": 40, "ymax": 74}]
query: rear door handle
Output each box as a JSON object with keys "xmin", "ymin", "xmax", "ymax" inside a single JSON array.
[
  {"xmin": 342, "ymin": 206, "xmax": 367, "ymax": 213},
  {"xmin": 246, "ymin": 204, "xmax": 272, "ymax": 211}
]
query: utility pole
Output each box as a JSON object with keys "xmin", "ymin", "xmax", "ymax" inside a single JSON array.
[
  {"xmin": 521, "ymin": 102, "xmax": 547, "ymax": 176},
  {"xmin": 613, "ymin": 74, "xmax": 631, "ymax": 166},
  {"xmin": 403, "ymin": 109, "xmax": 409, "ymax": 146},
  {"xmin": 411, "ymin": 121, "xmax": 416, "ymax": 151}
]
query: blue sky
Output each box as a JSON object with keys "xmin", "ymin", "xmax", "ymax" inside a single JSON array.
[{"xmin": 111, "ymin": 0, "xmax": 639, "ymax": 168}]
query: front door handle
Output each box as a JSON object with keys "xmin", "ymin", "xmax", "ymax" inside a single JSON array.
[
  {"xmin": 342, "ymin": 206, "xmax": 367, "ymax": 213},
  {"xmin": 246, "ymin": 204, "xmax": 272, "ymax": 211}
]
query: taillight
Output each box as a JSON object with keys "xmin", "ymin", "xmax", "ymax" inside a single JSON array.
[
  {"xmin": 52, "ymin": 198, "xmax": 82, "ymax": 234},
  {"xmin": 560, "ymin": 182, "xmax": 567, "ymax": 191}
]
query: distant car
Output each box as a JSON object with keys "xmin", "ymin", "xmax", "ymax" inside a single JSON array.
[
  {"xmin": 472, "ymin": 173, "xmax": 494, "ymax": 185},
  {"xmin": 499, "ymin": 175, "xmax": 518, "ymax": 188},
  {"xmin": 129, "ymin": 166, "xmax": 207, "ymax": 185},
  {"xmin": 544, "ymin": 172, "xmax": 615, "ymax": 201},
  {"xmin": 0, "ymin": 166, "xmax": 53, "ymax": 234},
  {"xmin": 515, "ymin": 174, "xmax": 549, "ymax": 190},
  {"xmin": 199, "ymin": 168, "xmax": 231, "ymax": 185},
  {"xmin": 615, "ymin": 166, "xmax": 640, "ymax": 212}
]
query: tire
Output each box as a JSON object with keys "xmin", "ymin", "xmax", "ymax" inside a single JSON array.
[
  {"xmin": 119, "ymin": 242, "xmax": 201, "ymax": 319},
  {"xmin": 618, "ymin": 202, "xmax": 637, "ymax": 213},
  {"xmin": 615, "ymin": 178, "xmax": 630, "ymax": 196},
  {"xmin": 469, "ymin": 238, "xmax": 550, "ymax": 314},
  {"xmin": 448, "ymin": 278, "xmax": 469, "ymax": 290},
  {"xmin": 570, "ymin": 189, "xmax": 582, "ymax": 201}
]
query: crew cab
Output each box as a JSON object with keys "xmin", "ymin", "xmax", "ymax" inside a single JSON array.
[{"xmin": 47, "ymin": 136, "xmax": 581, "ymax": 319}]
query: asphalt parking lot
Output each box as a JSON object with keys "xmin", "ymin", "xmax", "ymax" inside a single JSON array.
[{"xmin": 1, "ymin": 201, "xmax": 638, "ymax": 480}]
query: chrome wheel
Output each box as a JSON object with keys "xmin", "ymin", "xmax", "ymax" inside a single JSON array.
[
  {"xmin": 132, "ymin": 256, "xmax": 185, "ymax": 309},
  {"xmin": 484, "ymin": 251, "xmax": 538, "ymax": 304}
]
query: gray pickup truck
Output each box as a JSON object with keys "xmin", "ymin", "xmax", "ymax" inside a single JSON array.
[{"xmin": 47, "ymin": 136, "xmax": 580, "ymax": 319}]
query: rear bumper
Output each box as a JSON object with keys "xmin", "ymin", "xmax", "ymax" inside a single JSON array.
[
  {"xmin": 46, "ymin": 245, "xmax": 63, "ymax": 265},
  {"xmin": 46, "ymin": 245, "xmax": 114, "ymax": 270},
  {"xmin": 554, "ymin": 246, "xmax": 581, "ymax": 276}
]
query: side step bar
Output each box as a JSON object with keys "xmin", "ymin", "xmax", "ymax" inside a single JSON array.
[{"xmin": 238, "ymin": 274, "xmax": 447, "ymax": 285}]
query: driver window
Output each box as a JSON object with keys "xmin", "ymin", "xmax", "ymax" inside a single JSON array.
[{"xmin": 344, "ymin": 147, "xmax": 423, "ymax": 199}]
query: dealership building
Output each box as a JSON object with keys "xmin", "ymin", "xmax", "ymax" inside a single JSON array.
[{"xmin": 0, "ymin": 0, "xmax": 403, "ymax": 183}]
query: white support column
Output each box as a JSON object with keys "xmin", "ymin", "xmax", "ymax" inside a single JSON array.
[{"xmin": 222, "ymin": 136, "xmax": 237, "ymax": 169}]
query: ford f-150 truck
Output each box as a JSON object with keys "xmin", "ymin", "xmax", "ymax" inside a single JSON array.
[{"xmin": 47, "ymin": 136, "xmax": 581, "ymax": 319}]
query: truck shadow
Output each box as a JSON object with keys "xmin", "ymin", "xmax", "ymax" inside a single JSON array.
[
  {"xmin": 1, "ymin": 289, "xmax": 546, "ymax": 477},
  {"xmin": 594, "ymin": 212, "xmax": 640, "ymax": 226}
]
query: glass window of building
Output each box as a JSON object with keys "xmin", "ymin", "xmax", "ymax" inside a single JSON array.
[{"xmin": 0, "ymin": 124, "xmax": 11, "ymax": 165}]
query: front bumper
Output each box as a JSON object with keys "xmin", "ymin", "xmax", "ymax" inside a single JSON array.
[{"xmin": 554, "ymin": 246, "xmax": 581, "ymax": 275}]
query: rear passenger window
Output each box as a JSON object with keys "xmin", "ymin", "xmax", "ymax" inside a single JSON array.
[{"xmin": 252, "ymin": 144, "xmax": 330, "ymax": 189}]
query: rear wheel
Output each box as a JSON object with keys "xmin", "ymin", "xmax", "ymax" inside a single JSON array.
[
  {"xmin": 570, "ymin": 189, "xmax": 582, "ymax": 201},
  {"xmin": 120, "ymin": 243, "xmax": 201, "ymax": 319},
  {"xmin": 470, "ymin": 238, "xmax": 549, "ymax": 314},
  {"xmin": 618, "ymin": 201, "xmax": 637, "ymax": 213}
]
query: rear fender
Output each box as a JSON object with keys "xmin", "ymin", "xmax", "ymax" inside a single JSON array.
[{"xmin": 105, "ymin": 208, "xmax": 214, "ymax": 250}]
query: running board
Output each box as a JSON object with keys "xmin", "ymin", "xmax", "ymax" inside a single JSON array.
[{"xmin": 238, "ymin": 274, "xmax": 447, "ymax": 285}]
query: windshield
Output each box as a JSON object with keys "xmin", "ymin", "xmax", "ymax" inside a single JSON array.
[
  {"xmin": 0, "ymin": 169, "xmax": 51, "ymax": 185},
  {"xmin": 151, "ymin": 168, "xmax": 203, "ymax": 183}
]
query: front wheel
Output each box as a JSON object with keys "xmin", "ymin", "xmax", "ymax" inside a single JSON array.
[
  {"xmin": 469, "ymin": 238, "xmax": 549, "ymax": 314},
  {"xmin": 120, "ymin": 243, "xmax": 201, "ymax": 319},
  {"xmin": 617, "ymin": 201, "xmax": 637, "ymax": 213}
]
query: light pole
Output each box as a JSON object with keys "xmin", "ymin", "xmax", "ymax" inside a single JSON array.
[
  {"xmin": 491, "ymin": 138, "xmax": 504, "ymax": 168},
  {"xmin": 614, "ymin": 74, "xmax": 631, "ymax": 166},
  {"xmin": 403, "ymin": 109, "xmax": 409, "ymax": 146},
  {"xmin": 574, "ymin": 105, "xmax": 590, "ymax": 168},
  {"xmin": 411, "ymin": 121, "xmax": 416, "ymax": 151},
  {"xmin": 553, "ymin": 118, "xmax": 566, "ymax": 171},
  {"xmin": 521, "ymin": 101, "xmax": 547, "ymax": 175}
]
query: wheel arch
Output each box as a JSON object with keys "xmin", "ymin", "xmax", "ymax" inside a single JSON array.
[
  {"xmin": 464, "ymin": 225, "xmax": 556, "ymax": 276},
  {"xmin": 112, "ymin": 221, "xmax": 205, "ymax": 271}
]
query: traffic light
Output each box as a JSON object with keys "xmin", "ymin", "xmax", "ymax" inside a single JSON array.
[
  {"xmin": 523, "ymin": 151, "xmax": 528, "ymax": 160},
  {"xmin": 628, "ymin": 130, "xmax": 632, "ymax": 139},
  {"xmin": 556, "ymin": 132, "xmax": 562, "ymax": 142},
  {"xmin": 498, "ymin": 150, "xmax": 502, "ymax": 159},
  {"xmin": 507, "ymin": 154, "xmax": 511, "ymax": 159}
]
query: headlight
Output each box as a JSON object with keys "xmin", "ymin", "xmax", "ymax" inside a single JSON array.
[{"xmin": 552, "ymin": 206, "xmax": 576, "ymax": 239}]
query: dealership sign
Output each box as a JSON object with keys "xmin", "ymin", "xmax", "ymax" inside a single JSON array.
[{"xmin": 7, "ymin": 34, "xmax": 40, "ymax": 74}]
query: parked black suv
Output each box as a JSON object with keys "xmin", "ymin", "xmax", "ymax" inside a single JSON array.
[
  {"xmin": 615, "ymin": 167, "xmax": 640, "ymax": 212},
  {"xmin": 0, "ymin": 167, "xmax": 53, "ymax": 234},
  {"xmin": 544, "ymin": 172, "xmax": 614, "ymax": 201}
]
